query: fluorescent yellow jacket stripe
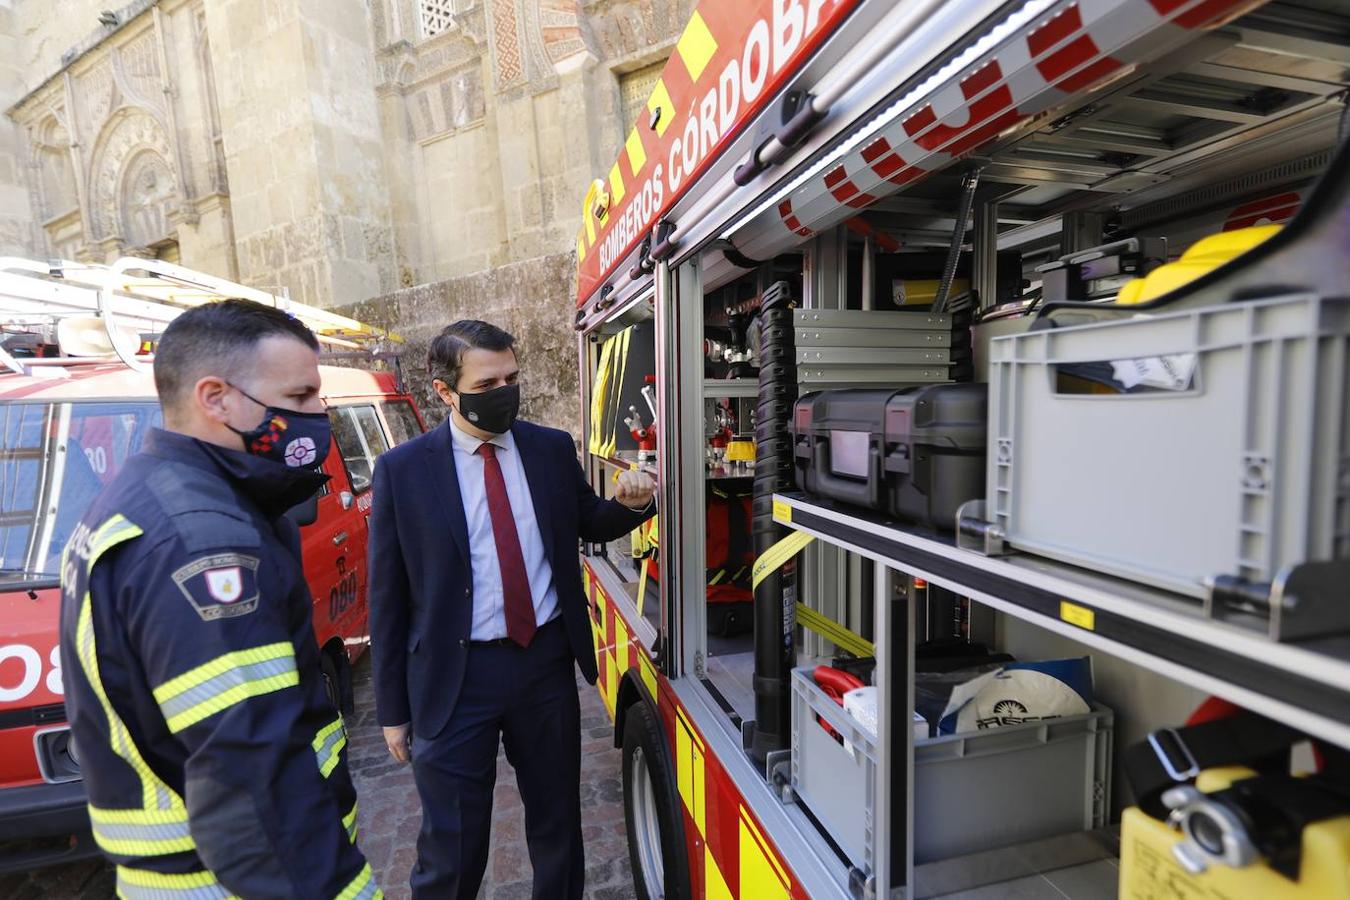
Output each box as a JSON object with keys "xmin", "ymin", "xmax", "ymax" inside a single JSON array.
[
  {"xmin": 115, "ymin": 865, "xmax": 235, "ymax": 899},
  {"xmin": 152, "ymin": 643, "xmax": 299, "ymax": 733},
  {"xmin": 88, "ymin": 807, "xmax": 194, "ymax": 857},
  {"xmin": 343, "ymin": 802, "xmax": 359, "ymax": 843},
  {"xmin": 313, "ymin": 716, "xmax": 347, "ymax": 779},
  {"xmin": 336, "ymin": 863, "xmax": 382, "ymax": 900},
  {"xmin": 72, "ymin": 515, "xmax": 190, "ymax": 822}
]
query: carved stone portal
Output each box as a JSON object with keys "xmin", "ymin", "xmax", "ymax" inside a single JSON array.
[
  {"xmin": 86, "ymin": 109, "xmax": 179, "ymax": 245},
  {"xmin": 120, "ymin": 151, "xmax": 176, "ymax": 247}
]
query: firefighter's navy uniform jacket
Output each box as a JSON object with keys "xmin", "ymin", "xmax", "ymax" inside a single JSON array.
[{"xmin": 58, "ymin": 429, "xmax": 379, "ymax": 900}]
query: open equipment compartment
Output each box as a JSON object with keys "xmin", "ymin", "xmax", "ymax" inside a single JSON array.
[{"xmin": 569, "ymin": 0, "xmax": 1350, "ymax": 897}]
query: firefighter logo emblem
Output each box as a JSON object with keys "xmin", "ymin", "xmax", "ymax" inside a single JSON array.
[
  {"xmin": 283, "ymin": 436, "xmax": 317, "ymax": 467},
  {"xmin": 174, "ymin": 554, "xmax": 261, "ymax": 621},
  {"xmin": 205, "ymin": 567, "xmax": 244, "ymax": 603}
]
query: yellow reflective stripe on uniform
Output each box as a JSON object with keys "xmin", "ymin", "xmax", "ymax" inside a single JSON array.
[
  {"xmin": 73, "ymin": 516, "xmax": 188, "ymax": 817},
  {"xmin": 115, "ymin": 865, "xmax": 235, "ymax": 899},
  {"xmin": 89, "ymin": 806, "xmax": 190, "ymax": 825},
  {"xmin": 152, "ymin": 643, "xmax": 299, "ymax": 734},
  {"xmin": 335, "ymin": 863, "xmax": 382, "ymax": 900},
  {"xmin": 343, "ymin": 802, "xmax": 359, "ymax": 843},
  {"xmin": 313, "ymin": 716, "xmax": 347, "ymax": 779},
  {"xmin": 88, "ymin": 805, "xmax": 193, "ymax": 857}
]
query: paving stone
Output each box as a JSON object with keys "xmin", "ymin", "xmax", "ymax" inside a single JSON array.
[
  {"xmin": 489, "ymin": 879, "xmax": 534, "ymax": 900},
  {"xmin": 342, "ymin": 657, "xmax": 635, "ymax": 898},
  {"xmin": 0, "ymin": 851, "xmax": 112, "ymax": 898}
]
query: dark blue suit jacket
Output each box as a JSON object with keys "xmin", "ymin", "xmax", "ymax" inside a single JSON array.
[{"xmin": 367, "ymin": 419, "xmax": 651, "ymax": 738}]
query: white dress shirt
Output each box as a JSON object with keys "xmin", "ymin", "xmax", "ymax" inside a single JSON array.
[{"xmin": 448, "ymin": 418, "xmax": 560, "ymax": 640}]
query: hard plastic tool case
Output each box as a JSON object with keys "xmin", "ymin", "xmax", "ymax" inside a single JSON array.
[{"xmin": 791, "ymin": 384, "xmax": 987, "ymax": 530}]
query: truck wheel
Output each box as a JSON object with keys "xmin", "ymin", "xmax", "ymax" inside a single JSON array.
[
  {"xmin": 623, "ymin": 699, "xmax": 691, "ymax": 900},
  {"xmin": 320, "ymin": 652, "xmax": 342, "ymax": 713}
]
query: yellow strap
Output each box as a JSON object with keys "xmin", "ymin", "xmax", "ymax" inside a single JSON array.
[
  {"xmin": 612, "ymin": 326, "xmax": 634, "ymax": 454},
  {"xmin": 637, "ymin": 556, "xmax": 652, "ymax": 617},
  {"xmin": 796, "ymin": 602, "xmax": 875, "ymax": 658},
  {"xmin": 751, "ymin": 530, "xmax": 815, "ymax": 590},
  {"xmin": 603, "ymin": 327, "xmax": 633, "ymax": 456},
  {"xmin": 589, "ymin": 336, "xmax": 616, "ymax": 455},
  {"xmin": 599, "ymin": 333, "xmax": 620, "ymax": 456}
]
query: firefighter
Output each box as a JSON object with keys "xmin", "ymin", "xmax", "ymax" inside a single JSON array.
[{"xmin": 58, "ymin": 300, "xmax": 380, "ymax": 899}]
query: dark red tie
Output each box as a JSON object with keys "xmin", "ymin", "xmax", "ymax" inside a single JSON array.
[{"xmin": 477, "ymin": 443, "xmax": 536, "ymax": 647}]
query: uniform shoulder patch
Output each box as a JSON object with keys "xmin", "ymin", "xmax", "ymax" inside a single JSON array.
[{"xmin": 173, "ymin": 554, "xmax": 261, "ymax": 621}]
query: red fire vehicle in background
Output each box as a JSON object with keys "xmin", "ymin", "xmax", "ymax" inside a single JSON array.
[{"xmin": 0, "ymin": 257, "xmax": 424, "ymax": 871}]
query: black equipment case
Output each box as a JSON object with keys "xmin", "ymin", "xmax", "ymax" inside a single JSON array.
[{"xmin": 790, "ymin": 384, "xmax": 987, "ymax": 529}]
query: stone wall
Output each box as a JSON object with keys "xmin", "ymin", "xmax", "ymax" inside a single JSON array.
[
  {"xmin": 7, "ymin": 0, "xmax": 238, "ymax": 270},
  {"xmin": 2, "ymin": 0, "xmax": 696, "ymax": 328},
  {"xmin": 345, "ymin": 250, "xmax": 581, "ymax": 436},
  {"xmin": 369, "ymin": 0, "xmax": 693, "ymax": 287},
  {"xmin": 204, "ymin": 0, "xmax": 396, "ymax": 307},
  {"xmin": 0, "ymin": 3, "xmax": 35, "ymax": 255}
]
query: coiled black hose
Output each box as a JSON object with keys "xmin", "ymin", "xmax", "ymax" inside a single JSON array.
[{"xmin": 751, "ymin": 280, "xmax": 798, "ymax": 761}]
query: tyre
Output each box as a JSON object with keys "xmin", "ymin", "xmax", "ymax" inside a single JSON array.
[
  {"xmin": 320, "ymin": 652, "xmax": 342, "ymax": 713},
  {"xmin": 622, "ymin": 699, "xmax": 692, "ymax": 900}
]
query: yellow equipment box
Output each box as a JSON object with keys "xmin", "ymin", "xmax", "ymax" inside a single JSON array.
[{"xmin": 1120, "ymin": 768, "xmax": 1350, "ymax": 900}]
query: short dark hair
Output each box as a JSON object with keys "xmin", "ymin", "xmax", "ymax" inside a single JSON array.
[
  {"xmin": 154, "ymin": 299, "xmax": 319, "ymax": 416},
  {"xmin": 428, "ymin": 320, "xmax": 516, "ymax": 391}
]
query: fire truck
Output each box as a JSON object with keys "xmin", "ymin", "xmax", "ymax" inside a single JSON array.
[
  {"xmin": 574, "ymin": 0, "xmax": 1350, "ymax": 898},
  {"xmin": 0, "ymin": 257, "xmax": 424, "ymax": 871}
]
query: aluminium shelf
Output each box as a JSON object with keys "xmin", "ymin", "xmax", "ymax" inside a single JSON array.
[{"xmin": 773, "ymin": 492, "xmax": 1350, "ymax": 750}]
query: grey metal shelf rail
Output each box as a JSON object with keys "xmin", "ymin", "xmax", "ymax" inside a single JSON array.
[{"xmin": 772, "ymin": 491, "xmax": 1350, "ymax": 751}]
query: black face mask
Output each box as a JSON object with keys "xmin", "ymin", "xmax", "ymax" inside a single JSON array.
[
  {"xmin": 195, "ymin": 439, "xmax": 332, "ymax": 520},
  {"xmin": 454, "ymin": 383, "xmax": 520, "ymax": 435},
  {"xmin": 226, "ymin": 384, "xmax": 333, "ymax": 471}
]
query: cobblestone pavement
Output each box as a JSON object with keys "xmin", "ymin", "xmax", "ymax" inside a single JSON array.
[
  {"xmin": 3, "ymin": 656, "xmax": 636, "ymax": 900},
  {"xmin": 347, "ymin": 657, "xmax": 637, "ymax": 900}
]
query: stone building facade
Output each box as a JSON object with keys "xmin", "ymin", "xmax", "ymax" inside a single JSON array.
[{"xmin": 0, "ymin": 0, "xmax": 694, "ymax": 428}]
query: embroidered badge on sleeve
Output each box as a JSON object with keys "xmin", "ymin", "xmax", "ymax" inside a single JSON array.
[{"xmin": 173, "ymin": 554, "xmax": 262, "ymax": 621}]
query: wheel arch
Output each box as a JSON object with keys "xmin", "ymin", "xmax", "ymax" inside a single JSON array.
[{"xmin": 614, "ymin": 668, "xmax": 656, "ymax": 749}]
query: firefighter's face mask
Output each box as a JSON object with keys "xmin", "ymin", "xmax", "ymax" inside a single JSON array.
[
  {"xmin": 225, "ymin": 383, "xmax": 334, "ymax": 470},
  {"xmin": 452, "ymin": 382, "xmax": 520, "ymax": 436}
]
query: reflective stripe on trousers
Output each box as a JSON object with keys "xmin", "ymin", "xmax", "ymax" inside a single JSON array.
[
  {"xmin": 115, "ymin": 866, "xmax": 234, "ymax": 900},
  {"xmin": 88, "ymin": 806, "xmax": 194, "ymax": 857},
  {"xmin": 116, "ymin": 862, "xmax": 381, "ymax": 899}
]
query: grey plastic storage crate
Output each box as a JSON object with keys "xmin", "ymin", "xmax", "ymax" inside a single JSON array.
[
  {"xmin": 790, "ymin": 668, "xmax": 1112, "ymax": 870},
  {"xmin": 791, "ymin": 668, "xmax": 881, "ymax": 873},
  {"xmin": 912, "ymin": 705, "xmax": 1112, "ymax": 863},
  {"xmin": 987, "ymin": 294, "xmax": 1350, "ymax": 599}
]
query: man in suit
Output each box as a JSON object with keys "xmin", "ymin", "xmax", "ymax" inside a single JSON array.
[{"xmin": 368, "ymin": 320, "xmax": 655, "ymax": 899}]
